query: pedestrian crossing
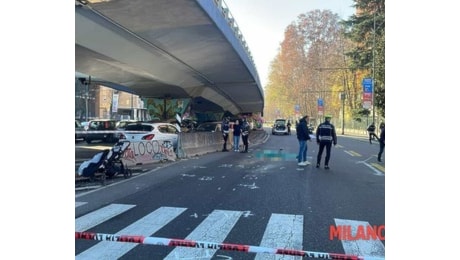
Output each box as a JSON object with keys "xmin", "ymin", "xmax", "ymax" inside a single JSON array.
[{"xmin": 75, "ymin": 203, "xmax": 385, "ymax": 259}]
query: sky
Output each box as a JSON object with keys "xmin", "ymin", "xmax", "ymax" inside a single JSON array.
[{"xmin": 224, "ymin": 0, "xmax": 356, "ymax": 88}]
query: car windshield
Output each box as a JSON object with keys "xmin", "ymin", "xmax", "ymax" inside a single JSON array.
[
  {"xmin": 197, "ymin": 123, "xmax": 219, "ymax": 131},
  {"xmin": 275, "ymin": 120, "xmax": 286, "ymax": 125},
  {"xmin": 117, "ymin": 121, "xmax": 138, "ymax": 128}
]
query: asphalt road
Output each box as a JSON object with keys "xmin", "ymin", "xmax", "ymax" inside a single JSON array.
[{"xmin": 75, "ymin": 131, "xmax": 385, "ymax": 259}]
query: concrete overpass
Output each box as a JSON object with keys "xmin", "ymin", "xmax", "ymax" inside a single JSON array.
[{"xmin": 75, "ymin": 0, "xmax": 264, "ymax": 116}]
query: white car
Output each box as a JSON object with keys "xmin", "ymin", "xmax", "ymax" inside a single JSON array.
[
  {"xmin": 119, "ymin": 122, "xmax": 180, "ymax": 150},
  {"xmin": 271, "ymin": 119, "xmax": 289, "ymax": 135}
]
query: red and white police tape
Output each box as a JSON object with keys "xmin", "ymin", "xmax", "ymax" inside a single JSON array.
[{"xmin": 75, "ymin": 231, "xmax": 384, "ymax": 260}]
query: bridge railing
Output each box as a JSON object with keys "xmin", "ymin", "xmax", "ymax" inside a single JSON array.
[{"xmin": 212, "ymin": 0, "xmax": 255, "ymax": 69}]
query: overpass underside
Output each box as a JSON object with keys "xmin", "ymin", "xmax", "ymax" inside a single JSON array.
[{"xmin": 75, "ymin": 0, "xmax": 264, "ymax": 116}]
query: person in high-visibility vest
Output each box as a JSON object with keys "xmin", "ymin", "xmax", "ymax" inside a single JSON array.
[{"xmin": 241, "ymin": 118, "xmax": 250, "ymax": 153}]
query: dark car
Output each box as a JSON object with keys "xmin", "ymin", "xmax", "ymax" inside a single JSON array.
[
  {"xmin": 195, "ymin": 121, "xmax": 222, "ymax": 132},
  {"xmin": 85, "ymin": 119, "xmax": 118, "ymax": 144},
  {"xmin": 75, "ymin": 120, "xmax": 86, "ymax": 141}
]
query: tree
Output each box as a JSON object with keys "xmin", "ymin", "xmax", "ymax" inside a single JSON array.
[
  {"xmin": 265, "ymin": 9, "xmax": 347, "ymax": 120},
  {"xmin": 342, "ymin": 0, "xmax": 385, "ymax": 117}
]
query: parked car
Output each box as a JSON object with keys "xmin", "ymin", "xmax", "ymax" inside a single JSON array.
[
  {"xmin": 115, "ymin": 120, "xmax": 139, "ymax": 139},
  {"xmin": 195, "ymin": 121, "xmax": 222, "ymax": 132},
  {"xmin": 81, "ymin": 121, "xmax": 89, "ymax": 130},
  {"xmin": 271, "ymin": 119, "xmax": 288, "ymax": 135},
  {"xmin": 75, "ymin": 120, "xmax": 86, "ymax": 141},
  {"xmin": 118, "ymin": 122, "xmax": 180, "ymax": 150},
  {"xmin": 85, "ymin": 119, "xmax": 118, "ymax": 144},
  {"xmin": 308, "ymin": 124, "xmax": 315, "ymax": 134},
  {"xmin": 116, "ymin": 120, "xmax": 140, "ymax": 130}
]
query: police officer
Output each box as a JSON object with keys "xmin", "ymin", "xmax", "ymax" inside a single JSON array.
[
  {"xmin": 315, "ymin": 115, "xmax": 337, "ymax": 170},
  {"xmin": 221, "ymin": 117, "xmax": 230, "ymax": 152},
  {"xmin": 241, "ymin": 118, "xmax": 250, "ymax": 153}
]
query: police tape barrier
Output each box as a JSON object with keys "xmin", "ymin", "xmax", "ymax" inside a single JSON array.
[{"xmin": 75, "ymin": 231, "xmax": 384, "ymax": 260}]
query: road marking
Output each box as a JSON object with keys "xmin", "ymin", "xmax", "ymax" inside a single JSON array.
[
  {"xmin": 255, "ymin": 213, "xmax": 303, "ymax": 260},
  {"xmin": 76, "ymin": 206, "xmax": 186, "ymax": 259},
  {"xmin": 334, "ymin": 218, "xmax": 385, "ymax": 258},
  {"xmin": 75, "ymin": 201, "xmax": 87, "ymax": 208},
  {"xmin": 370, "ymin": 163, "xmax": 385, "ymax": 173},
  {"xmin": 360, "ymin": 162, "xmax": 384, "ymax": 176},
  {"xmin": 76, "ymin": 204, "xmax": 136, "ymax": 232},
  {"xmin": 238, "ymin": 182, "xmax": 259, "ymax": 189},
  {"xmin": 164, "ymin": 210, "xmax": 242, "ymax": 259},
  {"xmin": 344, "ymin": 150, "xmax": 362, "ymax": 157},
  {"xmin": 75, "ymin": 205, "xmax": 385, "ymax": 259},
  {"xmin": 357, "ymin": 157, "xmax": 385, "ymax": 176}
]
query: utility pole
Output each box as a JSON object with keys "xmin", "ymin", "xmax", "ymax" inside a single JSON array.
[
  {"xmin": 341, "ymin": 77, "xmax": 346, "ymax": 135},
  {"xmin": 85, "ymin": 76, "xmax": 91, "ymax": 121},
  {"xmin": 131, "ymin": 93, "xmax": 134, "ymax": 120},
  {"xmin": 372, "ymin": 7, "xmax": 376, "ymax": 124}
]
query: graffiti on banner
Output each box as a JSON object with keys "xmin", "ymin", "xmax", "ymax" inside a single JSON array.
[{"xmin": 121, "ymin": 140, "xmax": 176, "ymax": 166}]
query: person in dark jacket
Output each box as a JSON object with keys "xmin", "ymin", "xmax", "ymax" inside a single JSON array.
[
  {"xmin": 377, "ymin": 123, "xmax": 385, "ymax": 162},
  {"xmin": 241, "ymin": 118, "xmax": 250, "ymax": 153},
  {"xmin": 233, "ymin": 119, "xmax": 242, "ymax": 152},
  {"xmin": 315, "ymin": 115, "xmax": 337, "ymax": 170},
  {"xmin": 296, "ymin": 116, "xmax": 312, "ymax": 166},
  {"xmin": 221, "ymin": 117, "xmax": 230, "ymax": 152},
  {"xmin": 287, "ymin": 120, "xmax": 292, "ymax": 135},
  {"xmin": 367, "ymin": 122, "xmax": 378, "ymax": 144}
]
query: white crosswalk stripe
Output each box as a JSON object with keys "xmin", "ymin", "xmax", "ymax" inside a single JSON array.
[
  {"xmin": 334, "ymin": 218, "xmax": 385, "ymax": 258},
  {"xmin": 76, "ymin": 204, "xmax": 135, "ymax": 232},
  {"xmin": 76, "ymin": 206, "xmax": 186, "ymax": 260},
  {"xmin": 255, "ymin": 213, "xmax": 303, "ymax": 260},
  {"xmin": 75, "ymin": 204, "xmax": 385, "ymax": 259},
  {"xmin": 164, "ymin": 210, "xmax": 242, "ymax": 259}
]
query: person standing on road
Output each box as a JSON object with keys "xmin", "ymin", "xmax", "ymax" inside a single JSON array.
[
  {"xmin": 241, "ymin": 118, "xmax": 250, "ymax": 153},
  {"xmin": 316, "ymin": 115, "xmax": 337, "ymax": 170},
  {"xmin": 233, "ymin": 119, "xmax": 241, "ymax": 152},
  {"xmin": 287, "ymin": 120, "xmax": 292, "ymax": 135},
  {"xmin": 221, "ymin": 117, "xmax": 230, "ymax": 152},
  {"xmin": 377, "ymin": 123, "xmax": 385, "ymax": 162},
  {"xmin": 367, "ymin": 122, "xmax": 378, "ymax": 144},
  {"xmin": 296, "ymin": 115, "xmax": 312, "ymax": 166}
]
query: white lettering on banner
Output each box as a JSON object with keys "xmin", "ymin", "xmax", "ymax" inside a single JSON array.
[{"xmin": 121, "ymin": 140, "xmax": 176, "ymax": 166}]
